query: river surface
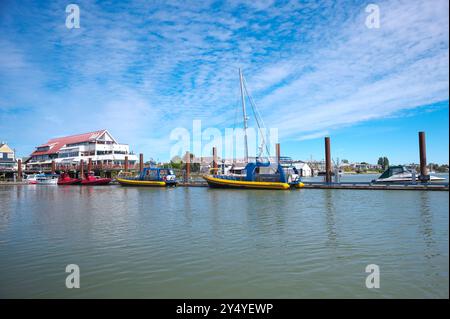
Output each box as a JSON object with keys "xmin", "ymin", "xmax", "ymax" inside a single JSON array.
[{"xmin": 0, "ymin": 181, "xmax": 448, "ymax": 298}]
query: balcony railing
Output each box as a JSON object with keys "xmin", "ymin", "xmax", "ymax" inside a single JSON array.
[{"xmin": 25, "ymin": 163, "xmax": 143, "ymax": 172}]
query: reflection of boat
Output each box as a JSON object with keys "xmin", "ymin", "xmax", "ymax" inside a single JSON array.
[
  {"xmin": 35, "ymin": 173, "xmax": 59, "ymax": 185},
  {"xmin": 57, "ymin": 172, "xmax": 81, "ymax": 185},
  {"xmin": 81, "ymin": 172, "xmax": 112, "ymax": 185},
  {"xmin": 117, "ymin": 167, "xmax": 177, "ymax": 187},
  {"xmin": 373, "ymin": 166, "xmax": 446, "ymax": 183},
  {"xmin": 202, "ymin": 69, "xmax": 304, "ymax": 190}
]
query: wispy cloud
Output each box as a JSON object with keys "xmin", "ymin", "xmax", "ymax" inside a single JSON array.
[
  {"xmin": 0, "ymin": 0, "xmax": 448, "ymax": 160},
  {"xmin": 296, "ymin": 130, "xmax": 329, "ymax": 141}
]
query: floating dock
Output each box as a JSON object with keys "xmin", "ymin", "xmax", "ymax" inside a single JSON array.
[
  {"xmin": 177, "ymin": 181, "xmax": 449, "ymax": 191},
  {"xmin": 301, "ymin": 181, "xmax": 449, "ymax": 191}
]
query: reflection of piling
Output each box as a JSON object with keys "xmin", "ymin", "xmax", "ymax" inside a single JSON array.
[
  {"xmin": 17, "ymin": 159, "xmax": 22, "ymax": 181},
  {"xmin": 124, "ymin": 156, "xmax": 129, "ymax": 171},
  {"xmin": 276, "ymin": 143, "xmax": 280, "ymax": 163},
  {"xmin": 419, "ymin": 132, "xmax": 429, "ymax": 182},
  {"xmin": 80, "ymin": 159, "xmax": 84, "ymax": 178},
  {"xmin": 139, "ymin": 153, "xmax": 144, "ymax": 172},
  {"xmin": 325, "ymin": 137, "xmax": 332, "ymax": 184},
  {"xmin": 212, "ymin": 147, "xmax": 218, "ymax": 173},
  {"xmin": 185, "ymin": 151, "xmax": 190, "ymax": 182},
  {"xmin": 51, "ymin": 160, "xmax": 56, "ymax": 174}
]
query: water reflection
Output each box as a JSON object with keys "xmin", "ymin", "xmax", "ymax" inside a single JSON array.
[
  {"xmin": 418, "ymin": 191, "xmax": 437, "ymax": 258},
  {"xmin": 324, "ymin": 189, "xmax": 337, "ymax": 246},
  {"xmin": 0, "ymin": 185, "xmax": 448, "ymax": 298}
]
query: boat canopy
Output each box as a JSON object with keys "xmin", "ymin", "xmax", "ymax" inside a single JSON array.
[
  {"xmin": 244, "ymin": 161, "xmax": 287, "ymax": 182},
  {"xmin": 139, "ymin": 167, "xmax": 175, "ymax": 180},
  {"xmin": 378, "ymin": 166, "xmax": 407, "ymax": 179}
]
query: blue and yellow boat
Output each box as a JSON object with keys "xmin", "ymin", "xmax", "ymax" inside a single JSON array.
[
  {"xmin": 203, "ymin": 69, "xmax": 305, "ymax": 190},
  {"xmin": 117, "ymin": 167, "xmax": 177, "ymax": 187},
  {"xmin": 203, "ymin": 161, "xmax": 304, "ymax": 190}
]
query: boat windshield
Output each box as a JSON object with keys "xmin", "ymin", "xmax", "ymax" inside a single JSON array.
[{"xmin": 379, "ymin": 166, "xmax": 405, "ymax": 179}]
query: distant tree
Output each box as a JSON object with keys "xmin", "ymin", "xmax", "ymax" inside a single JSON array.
[
  {"xmin": 377, "ymin": 157, "xmax": 390, "ymax": 170},
  {"xmin": 383, "ymin": 157, "xmax": 389, "ymax": 169},
  {"xmin": 342, "ymin": 159, "xmax": 349, "ymax": 164},
  {"xmin": 377, "ymin": 157, "xmax": 384, "ymax": 167},
  {"xmin": 170, "ymin": 161, "xmax": 182, "ymax": 169}
]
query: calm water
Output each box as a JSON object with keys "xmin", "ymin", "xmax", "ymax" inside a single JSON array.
[{"xmin": 0, "ymin": 183, "xmax": 448, "ymax": 298}]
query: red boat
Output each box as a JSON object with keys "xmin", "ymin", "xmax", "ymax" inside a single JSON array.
[
  {"xmin": 81, "ymin": 172, "xmax": 112, "ymax": 185},
  {"xmin": 58, "ymin": 172, "xmax": 81, "ymax": 185}
]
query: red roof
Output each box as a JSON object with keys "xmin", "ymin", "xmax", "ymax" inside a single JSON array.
[{"xmin": 31, "ymin": 130, "xmax": 107, "ymax": 156}]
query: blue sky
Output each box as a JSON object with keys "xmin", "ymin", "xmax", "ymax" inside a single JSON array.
[{"xmin": 0, "ymin": 0, "xmax": 448, "ymax": 164}]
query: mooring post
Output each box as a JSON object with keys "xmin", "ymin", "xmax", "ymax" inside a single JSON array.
[
  {"xmin": 212, "ymin": 147, "xmax": 218, "ymax": 174},
  {"xmin": 124, "ymin": 156, "xmax": 128, "ymax": 172},
  {"xmin": 276, "ymin": 143, "xmax": 281, "ymax": 163},
  {"xmin": 419, "ymin": 131, "xmax": 429, "ymax": 182},
  {"xmin": 139, "ymin": 153, "xmax": 144, "ymax": 172},
  {"xmin": 17, "ymin": 159, "xmax": 22, "ymax": 182},
  {"xmin": 325, "ymin": 137, "xmax": 332, "ymax": 184},
  {"xmin": 80, "ymin": 159, "xmax": 84, "ymax": 179},
  {"xmin": 88, "ymin": 158, "xmax": 92, "ymax": 173},
  {"xmin": 185, "ymin": 151, "xmax": 190, "ymax": 182},
  {"xmin": 51, "ymin": 160, "xmax": 56, "ymax": 174}
]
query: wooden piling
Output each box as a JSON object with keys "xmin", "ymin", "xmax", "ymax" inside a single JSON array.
[
  {"xmin": 124, "ymin": 156, "xmax": 129, "ymax": 171},
  {"xmin": 419, "ymin": 131, "xmax": 429, "ymax": 182},
  {"xmin": 325, "ymin": 137, "xmax": 332, "ymax": 184},
  {"xmin": 185, "ymin": 151, "xmax": 190, "ymax": 182},
  {"xmin": 51, "ymin": 160, "xmax": 56, "ymax": 174},
  {"xmin": 17, "ymin": 159, "xmax": 22, "ymax": 181},
  {"xmin": 80, "ymin": 159, "xmax": 84, "ymax": 178},
  {"xmin": 276, "ymin": 143, "xmax": 281, "ymax": 163},
  {"xmin": 139, "ymin": 153, "xmax": 144, "ymax": 172},
  {"xmin": 212, "ymin": 147, "xmax": 218, "ymax": 173},
  {"xmin": 88, "ymin": 158, "xmax": 92, "ymax": 173}
]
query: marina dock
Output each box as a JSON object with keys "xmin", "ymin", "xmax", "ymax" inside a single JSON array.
[{"xmin": 176, "ymin": 181, "xmax": 449, "ymax": 191}]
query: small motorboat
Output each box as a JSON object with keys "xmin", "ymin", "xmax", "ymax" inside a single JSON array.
[
  {"xmin": 24, "ymin": 173, "xmax": 38, "ymax": 184},
  {"xmin": 117, "ymin": 168, "xmax": 177, "ymax": 187},
  {"xmin": 35, "ymin": 173, "xmax": 59, "ymax": 185},
  {"xmin": 373, "ymin": 166, "xmax": 446, "ymax": 183},
  {"xmin": 58, "ymin": 172, "xmax": 81, "ymax": 185},
  {"xmin": 81, "ymin": 172, "xmax": 112, "ymax": 185}
]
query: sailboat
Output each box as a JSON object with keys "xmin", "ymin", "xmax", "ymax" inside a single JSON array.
[{"xmin": 203, "ymin": 69, "xmax": 304, "ymax": 190}]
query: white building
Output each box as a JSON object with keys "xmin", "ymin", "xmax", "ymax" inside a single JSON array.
[
  {"xmin": 292, "ymin": 161, "xmax": 313, "ymax": 177},
  {"xmin": 0, "ymin": 142, "xmax": 16, "ymax": 171},
  {"xmin": 28, "ymin": 129, "xmax": 138, "ymax": 169}
]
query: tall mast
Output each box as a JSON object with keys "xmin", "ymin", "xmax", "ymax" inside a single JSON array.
[{"xmin": 239, "ymin": 68, "xmax": 249, "ymax": 163}]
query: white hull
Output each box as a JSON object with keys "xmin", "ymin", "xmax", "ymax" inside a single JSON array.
[
  {"xmin": 35, "ymin": 179, "xmax": 58, "ymax": 185},
  {"xmin": 35, "ymin": 174, "xmax": 59, "ymax": 185},
  {"xmin": 375, "ymin": 174, "xmax": 446, "ymax": 183}
]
